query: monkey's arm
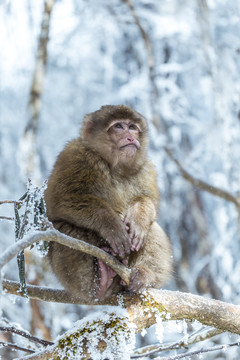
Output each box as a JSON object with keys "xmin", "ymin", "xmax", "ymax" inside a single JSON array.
[
  {"xmin": 124, "ymin": 196, "xmax": 157, "ymax": 251},
  {"xmin": 50, "ymin": 194, "xmax": 131, "ymax": 257},
  {"xmin": 124, "ymin": 160, "xmax": 160, "ymax": 250}
]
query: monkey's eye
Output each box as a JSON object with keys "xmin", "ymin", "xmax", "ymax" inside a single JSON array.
[
  {"xmin": 129, "ymin": 124, "xmax": 137, "ymax": 131},
  {"xmin": 114, "ymin": 122, "xmax": 124, "ymax": 129}
]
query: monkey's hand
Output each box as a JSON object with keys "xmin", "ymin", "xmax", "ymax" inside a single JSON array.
[
  {"xmin": 124, "ymin": 206, "xmax": 151, "ymax": 252},
  {"xmin": 104, "ymin": 222, "xmax": 131, "ymax": 258}
]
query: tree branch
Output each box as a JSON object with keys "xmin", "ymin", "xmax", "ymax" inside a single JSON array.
[
  {"xmin": 123, "ymin": 0, "xmax": 157, "ymax": 93},
  {"xmin": 26, "ymin": 0, "xmax": 55, "ymax": 135},
  {"xmin": 1, "ymin": 214, "xmax": 240, "ymax": 358},
  {"xmin": 2, "ymin": 281, "xmax": 240, "ymax": 336},
  {"xmin": 125, "ymin": 289, "xmax": 240, "ymax": 335},
  {"xmin": 164, "ymin": 147, "xmax": 240, "ymax": 209},
  {"xmin": 2, "ymin": 279, "xmax": 81, "ymax": 304},
  {"xmin": 1, "ymin": 228, "xmax": 240, "ymax": 336},
  {"xmin": 19, "ymin": 0, "xmax": 55, "ymax": 182},
  {"xmin": 13, "ymin": 288, "xmax": 240, "ymax": 360},
  {"xmin": 0, "ymin": 200, "xmax": 22, "ymax": 222},
  {"xmin": 122, "ymin": 0, "xmax": 164, "ymax": 129},
  {"xmin": 0, "ymin": 228, "xmax": 131, "ymax": 285},
  {"xmin": 0, "ymin": 216, "xmax": 14, "ymax": 221}
]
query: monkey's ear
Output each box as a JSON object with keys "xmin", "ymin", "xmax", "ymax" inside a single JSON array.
[{"xmin": 84, "ymin": 120, "xmax": 94, "ymax": 139}]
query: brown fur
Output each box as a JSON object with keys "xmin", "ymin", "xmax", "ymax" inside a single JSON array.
[{"xmin": 45, "ymin": 105, "xmax": 172, "ymax": 301}]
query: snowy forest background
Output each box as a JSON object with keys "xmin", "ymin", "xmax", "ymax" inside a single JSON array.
[{"xmin": 1, "ymin": 0, "xmax": 240, "ymax": 358}]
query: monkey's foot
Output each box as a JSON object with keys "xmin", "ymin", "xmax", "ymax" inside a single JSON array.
[
  {"xmin": 128, "ymin": 267, "xmax": 149, "ymax": 292},
  {"xmin": 96, "ymin": 259, "xmax": 117, "ymax": 299}
]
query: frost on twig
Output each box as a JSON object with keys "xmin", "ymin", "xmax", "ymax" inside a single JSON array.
[
  {"xmin": 14, "ymin": 180, "xmax": 49, "ymax": 296},
  {"xmin": 0, "ymin": 341, "xmax": 35, "ymax": 355},
  {"xmin": 0, "ymin": 325, "xmax": 53, "ymax": 347}
]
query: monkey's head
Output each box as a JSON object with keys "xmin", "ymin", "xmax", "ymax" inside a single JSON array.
[{"xmin": 80, "ymin": 105, "xmax": 148, "ymax": 172}]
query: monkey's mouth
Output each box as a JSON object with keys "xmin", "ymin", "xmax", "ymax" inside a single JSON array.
[{"xmin": 120, "ymin": 144, "xmax": 139, "ymax": 149}]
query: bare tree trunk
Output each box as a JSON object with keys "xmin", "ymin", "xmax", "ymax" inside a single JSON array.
[{"xmin": 19, "ymin": 0, "xmax": 55, "ymax": 184}]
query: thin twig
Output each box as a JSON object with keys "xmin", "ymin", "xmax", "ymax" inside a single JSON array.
[
  {"xmin": 0, "ymin": 200, "xmax": 22, "ymax": 206},
  {"xmin": 186, "ymin": 326, "xmax": 223, "ymax": 346},
  {"xmin": 131, "ymin": 340, "xmax": 184, "ymax": 358},
  {"xmin": 0, "ymin": 216, "xmax": 14, "ymax": 221},
  {"xmin": 159, "ymin": 341, "xmax": 240, "ymax": 360},
  {"xmin": 0, "ymin": 341, "xmax": 35, "ymax": 354},
  {"xmin": 0, "ymin": 326, "xmax": 53, "ymax": 347},
  {"xmin": 131, "ymin": 327, "xmax": 223, "ymax": 358}
]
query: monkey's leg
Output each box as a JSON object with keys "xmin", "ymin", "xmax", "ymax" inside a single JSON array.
[
  {"xmin": 129, "ymin": 222, "xmax": 172, "ymax": 292},
  {"xmin": 48, "ymin": 242, "xmax": 98, "ymax": 301}
]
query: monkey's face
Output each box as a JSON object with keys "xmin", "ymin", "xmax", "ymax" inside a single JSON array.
[
  {"xmin": 107, "ymin": 119, "xmax": 141, "ymax": 158},
  {"xmin": 81, "ymin": 105, "xmax": 148, "ymax": 171}
]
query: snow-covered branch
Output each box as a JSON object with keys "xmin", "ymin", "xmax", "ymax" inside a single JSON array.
[
  {"xmin": 11, "ymin": 288, "xmax": 240, "ymax": 359},
  {"xmin": 0, "ymin": 228, "xmax": 131, "ymax": 285},
  {"xmin": 3, "ymin": 279, "xmax": 240, "ymax": 336}
]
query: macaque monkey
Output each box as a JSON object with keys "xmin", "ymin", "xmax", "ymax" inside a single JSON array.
[{"xmin": 45, "ymin": 105, "xmax": 172, "ymax": 302}]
